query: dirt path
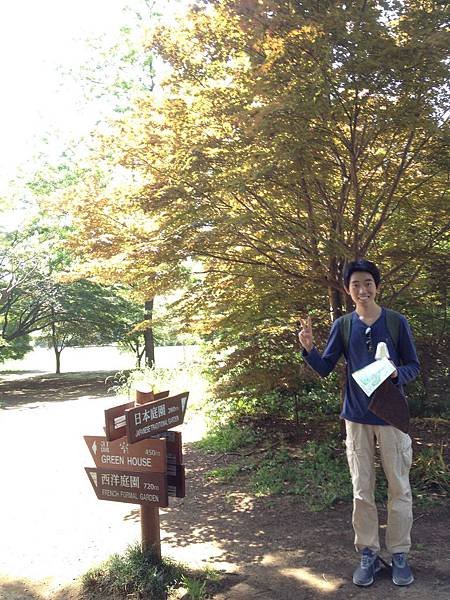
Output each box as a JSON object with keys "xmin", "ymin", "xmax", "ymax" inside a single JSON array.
[{"xmin": 0, "ymin": 373, "xmax": 449, "ymax": 600}]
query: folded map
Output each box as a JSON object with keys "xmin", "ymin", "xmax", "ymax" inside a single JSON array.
[{"xmin": 352, "ymin": 357, "xmax": 396, "ymax": 397}]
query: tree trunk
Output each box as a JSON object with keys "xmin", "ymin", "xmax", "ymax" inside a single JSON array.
[
  {"xmin": 144, "ymin": 299, "xmax": 155, "ymax": 368},
  {"xmin": 55, "ymin": 350, "xmax": 61, "ymax": 374},
  {"xmin": 344, "ymin": 292, "xmax": 354, "ymax": 313},
  {"xmin": 136, "ymin": 347, "xmax": 142, "ymax": 368},
  {"xmin": 50, "ymin": 311, "xmax": 62, "ymax": 374},
  {"xmin": 327, "ymin": 257, "xmax": 345, "ymax": 321},
  {"xmin": 136, "ymin": 342, "xmax": 146, "ymax": 368},
  {"xmin": 328, "ymin": 287, "xmax": 344, "ymax": 322}
]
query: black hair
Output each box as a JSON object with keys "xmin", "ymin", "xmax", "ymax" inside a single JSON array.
[{"xmin": 343, "ymin": 259, "xmax": 381, "ymax": 288}]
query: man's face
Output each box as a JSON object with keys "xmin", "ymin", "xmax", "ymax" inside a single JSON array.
[{"xmin": 345, "ymin": 271, "xmax": 378, "ymax": 306}]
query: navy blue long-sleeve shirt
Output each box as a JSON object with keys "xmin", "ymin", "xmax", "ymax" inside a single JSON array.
[{"xmin": 303, "ymin": 308, "xmax": 420, "ymax": 425}]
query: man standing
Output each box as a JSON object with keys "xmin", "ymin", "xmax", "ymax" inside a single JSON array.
[{"xmin": 298, "ymin": 259, "xmax": 419, "ymax": 587}]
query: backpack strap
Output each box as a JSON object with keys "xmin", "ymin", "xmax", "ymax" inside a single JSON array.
[
  {"xmin": 339, "ymin": 313, "xmax": 353, "ymax": 357},
  {"xmin": 384, "ymin": 308, "xmax": 401, "ymax": 353}
]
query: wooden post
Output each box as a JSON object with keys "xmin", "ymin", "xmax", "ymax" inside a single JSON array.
[
  {"xmin": 136, "ymin": 387, "xmax": 154, "ymax": 405},
  {"xmin": 135, "ymin": 387, "xmax": 161, "ymax": 559},
  {"xmin": 141, "ymin": 504, "xmax": 161, "ymax": 559}
]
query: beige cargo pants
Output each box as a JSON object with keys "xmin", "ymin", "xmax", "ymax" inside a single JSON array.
[{"xmin": 345, "ymin": 420, "xmax": 413, "ymax": 554}]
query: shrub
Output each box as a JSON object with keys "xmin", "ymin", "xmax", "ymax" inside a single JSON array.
[
  {"xmin": 251, "ymin": 441, "xmax": 354, "ymax": 511},
  {"xmin": 411, "ymin": 444, "xmax": 449, "ymax": 494},
  {"xmin": 196, "ymin": 421, "xmax": 259, "ymax": 454},
  {"xmin": 82, "ymin": 544, "xmax": 184, "ymax": 599},
  {"xmin": 81, "ymin": 543, "xmax": 215, "ymax": 599}
]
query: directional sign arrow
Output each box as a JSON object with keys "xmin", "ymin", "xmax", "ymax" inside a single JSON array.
[
  {"xmin": 125, "ymin": 392, "xmax": 189, "ymax": 444},
  {"xmin": 84, "ymin": 435, "xmax": 167, "ymax": 473},
  {"xmin": 85, "ymin": 467, "xmax": 168, "ymax": 507}
]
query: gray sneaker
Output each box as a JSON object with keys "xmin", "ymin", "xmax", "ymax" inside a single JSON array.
[
  {"xmin": 392, "ymin": 553, "xmax": 414, "ymax": 586},
  {"xmin": 353, "ymin": 548, "xmax": 381, "ymax": 586}
]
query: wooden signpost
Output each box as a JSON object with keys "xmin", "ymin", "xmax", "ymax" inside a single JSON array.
[{"xmin": 84, "ymin": 387, "xmax": 188, "ymax": 559}]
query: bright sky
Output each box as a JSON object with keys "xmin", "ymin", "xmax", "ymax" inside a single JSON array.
[{"xmin": 0, "ymin": 0, "xmax": 189, "ymax": 200}]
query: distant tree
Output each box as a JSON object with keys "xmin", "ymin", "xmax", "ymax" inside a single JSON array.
[
  {"xmin": 0, "ymin": 227, "xmax": 60, "ymax": 344},
  {"xmin": 0, "ymin": 218, "xmax": 154, "ymax": 372},
  {"xmin": 36, "ymin": 279, "xmax": 147, "ymax": 373}
]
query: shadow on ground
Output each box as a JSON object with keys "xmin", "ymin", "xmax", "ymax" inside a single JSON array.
[{"xmin": 0, "ymin": 371, "xmax": 120, "ymax": 408}]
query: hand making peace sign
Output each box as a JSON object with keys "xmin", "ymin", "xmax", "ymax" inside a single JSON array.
[{"xmin": 298, "ymin": 315, "xmax": 314, "ymax": 353}]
